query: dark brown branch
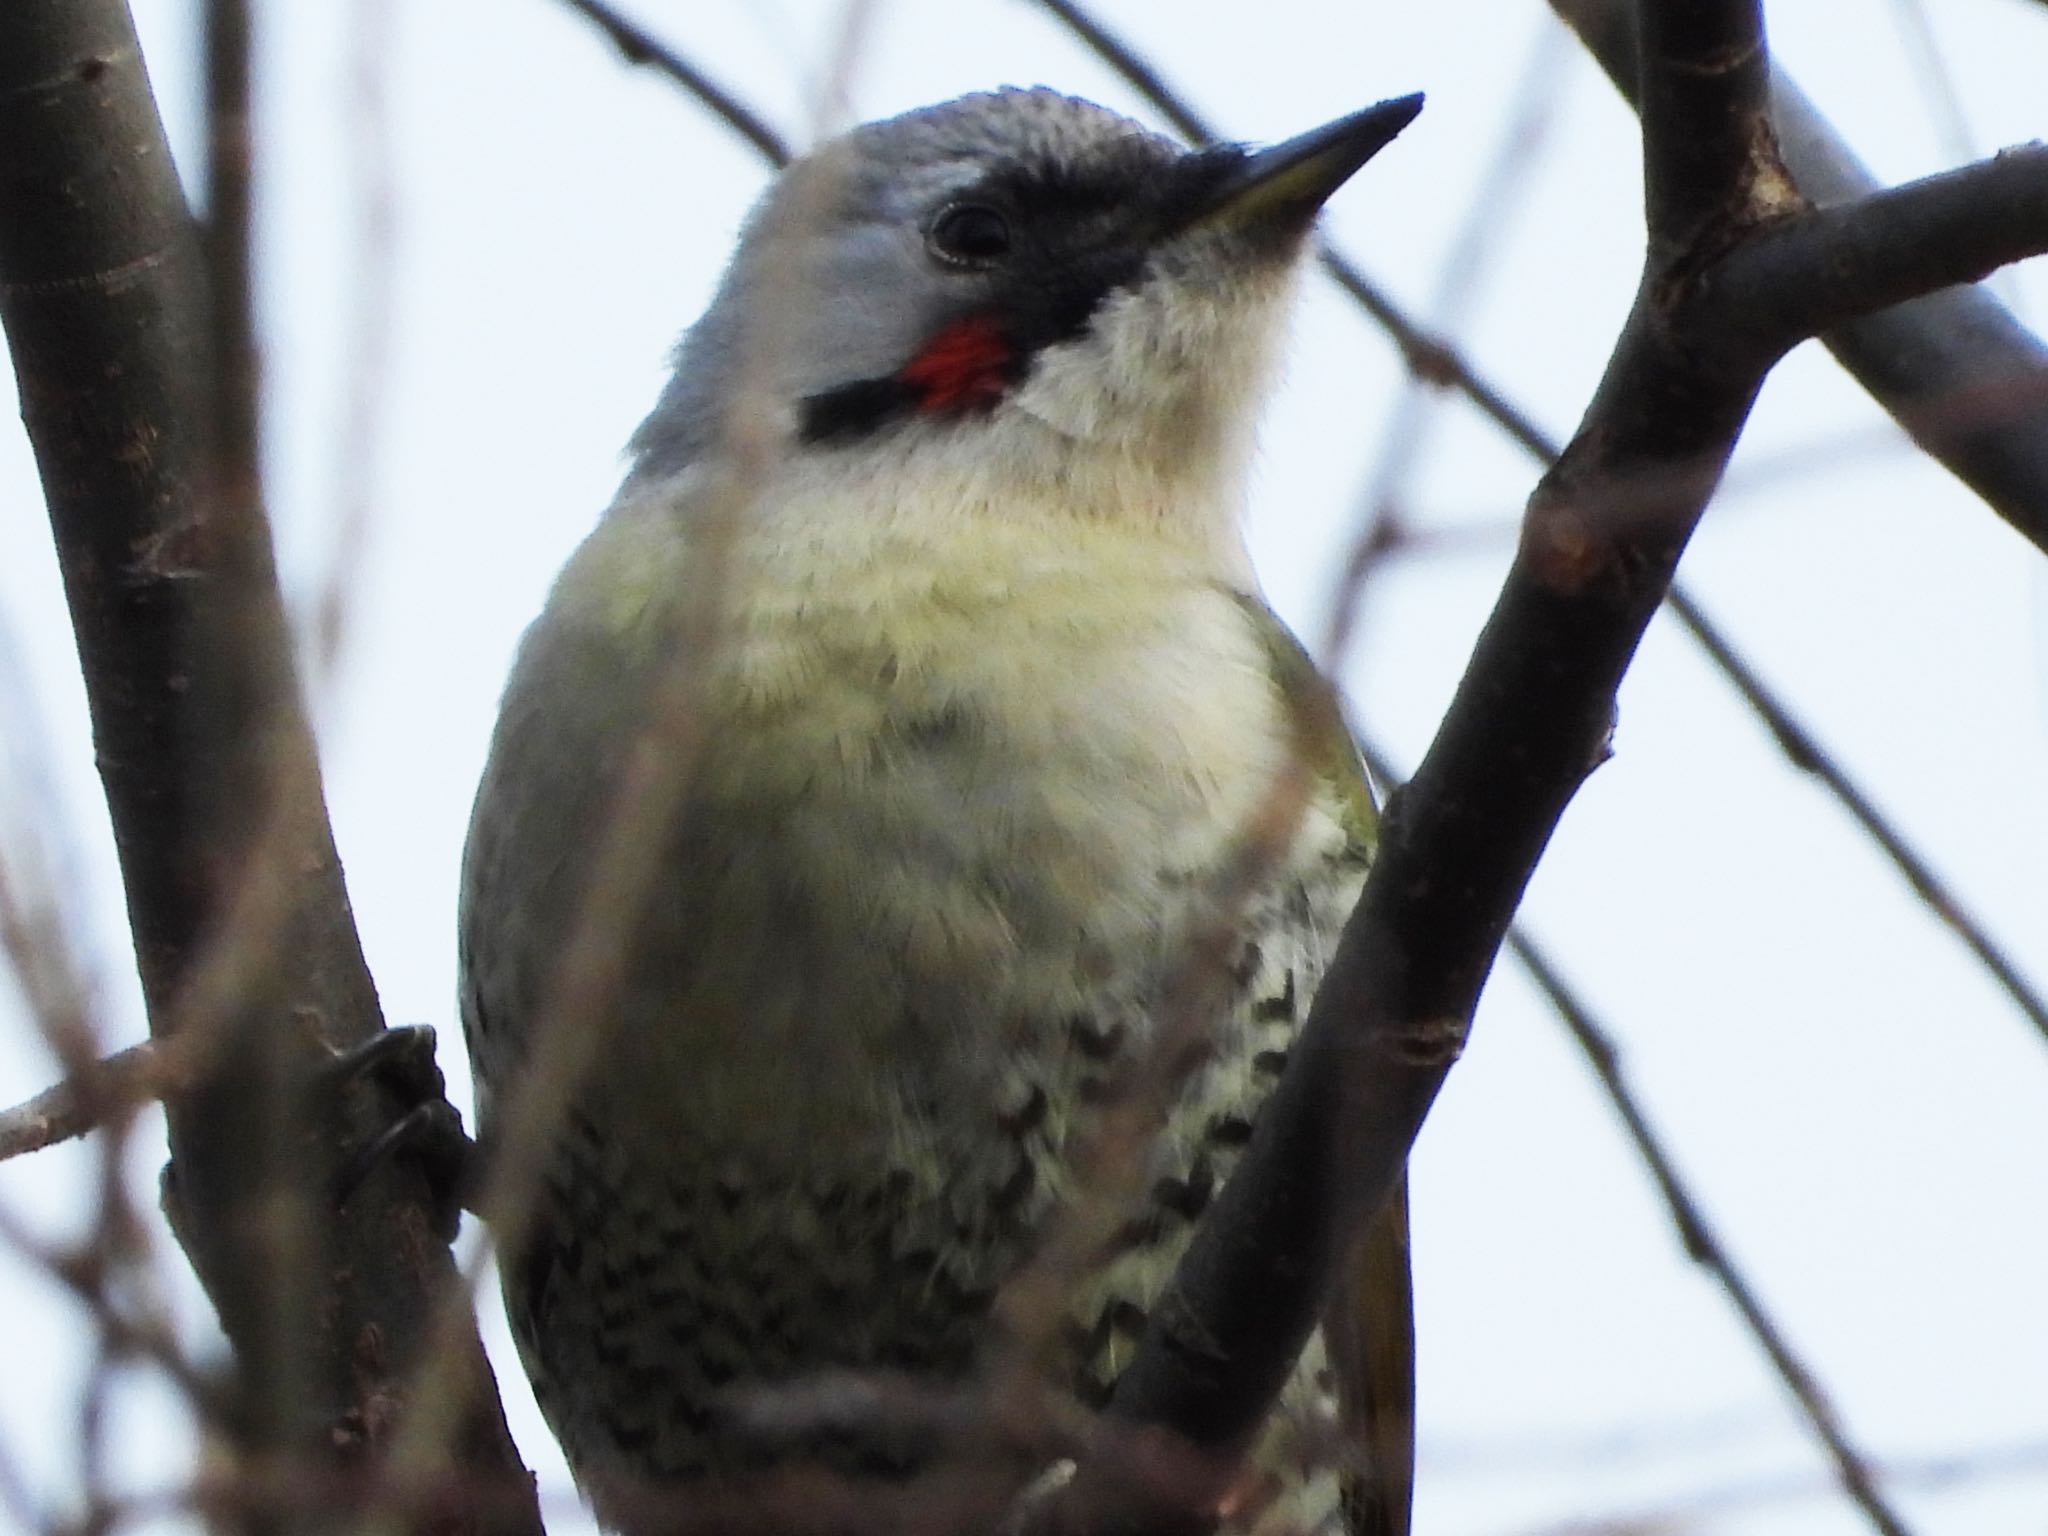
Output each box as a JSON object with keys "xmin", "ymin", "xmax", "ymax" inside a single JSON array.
[
  {"xmin": 1777, "ymin": 69, "xmax": 2048, "ymax": 557},
  {"xmin": 0, "ymin": 2, "xmax": 539, "ymax": 1529},
  {"xmin": 1775, "ymin": 70, "xmax": 2048, "ymax": 556},
  {"xmin": 1350, "ymin": 741, "xmax": 1927, "ymax": 1503},
  {"xmin": 1025, "ymin": 4, "xmax": 2048, "ymax": 1497},
  {"xmin": 558, "ymin": 0, "xmax": 791, "ymax": 166},
  {"xmin": 1398, "ymin": 728, "xmax": 1919, "ymax": 1536},
  {"xmin": 198, "ymin": 0, "xmax": 322, "ymax": 1467},
  {"xmin": 1722, "ymin": 146, "xmax": 2048, "ymax": 351},
  {"xmin": 1557, "ymin": 0, "xmax": 2048, "ymax": 559},
  {"xmin": 1637, "ymin": 0, "xmax": 1775, "ymax": 252}
]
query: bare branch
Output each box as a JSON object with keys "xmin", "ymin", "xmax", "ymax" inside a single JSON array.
[
  {"xmin": 198, "ymin": 0, "xmax": 334, "ymax": 1468},
  {"xmin": 0, "ymin": 0, "xmax": 538, "ymax": 1527},
  {"xmin": 0, "ymin": 1195, "xmax": 219, "ymax": 1420},
  {"xmin": 1557, "ymin": 0, "xmax": 2048, "ymax": 558},
  {"xmin": 1353, "ymin": 23, "xmax": 1567, "ymax": 540},
  {"xmin": 1354, "ymin": 733, "xmax": 1921, "ymax": 1517},
  {"xmin": 1722, "ymin": 146, "xmax": 2048, "ymax": 348},
  {"xmin": 1502, "ymin": 926, "xmax": 1909, "ymax": 1536},
  {"xmin": 375, "ymin": 13, "xmax": 883, "ymax": 1520},
  {"xmin": 1663, "ymin": 588, "xmax": 2048, "ymax": 1038},
  {"xmin": 0, "ymin": 1041, "xmax": 183, "ymax": 1162},
  {"xmin": 1029, "ymin": 0, "xmax": 1211, "ymax": 143},
  {"xmin": 1637, "ymin": 0, "xmax": 1776, "ymax": 253},
  {"xmin": 557, "ymin": 0, "xmax": 791, "ymax": 165}
]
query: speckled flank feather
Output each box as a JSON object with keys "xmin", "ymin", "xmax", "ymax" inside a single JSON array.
[{"xmin": 459, "ymin": 86, "xmax": 1414, "ymax": 1536}]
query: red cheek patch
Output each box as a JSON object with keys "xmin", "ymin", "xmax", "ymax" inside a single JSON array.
[{"xmin": 898, "ymin": 314, "xmax": 1014, "ymax": 414}]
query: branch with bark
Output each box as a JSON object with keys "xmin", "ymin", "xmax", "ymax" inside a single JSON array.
[
  {"xmin": 0, "ymin": 2, "xmax": 537, "ymax": 1531},
  {"xmin": 1556, "ymin": 0, "xmax": 2048, "ymax": 558}
]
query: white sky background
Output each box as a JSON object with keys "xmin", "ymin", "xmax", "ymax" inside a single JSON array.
[{"xmin": 1, "ymin": 1, "xmax": 2045, "ymax": 1533}]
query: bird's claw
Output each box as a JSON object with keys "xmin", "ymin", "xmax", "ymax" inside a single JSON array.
[{"xmin": 326, "ymin": 1025, "xmax": 478, "ymax": 1239}]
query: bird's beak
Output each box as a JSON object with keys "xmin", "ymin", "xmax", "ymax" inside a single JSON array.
[{"xmin": 1182, "ymin": 93, "xmax": 1424, "ymax": 238}]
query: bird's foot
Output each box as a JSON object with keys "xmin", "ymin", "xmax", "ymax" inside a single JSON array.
[{"xmin": 327, "ymin": 1025, "xmax": 479, "ymax": 1240}]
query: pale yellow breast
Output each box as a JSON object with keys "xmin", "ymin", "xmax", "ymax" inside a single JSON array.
[{"xmin": 559, "ymin": 457, "xmax": 1328, "ymax": 1172}]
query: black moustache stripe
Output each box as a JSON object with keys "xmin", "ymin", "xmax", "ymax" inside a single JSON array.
[{"xmin": 796, "ymin": 144, "xmax": 1249, "ymax": 449}]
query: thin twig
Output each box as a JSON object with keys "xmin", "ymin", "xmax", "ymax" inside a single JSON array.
[
  {"xmin": 0, "ymin": 823, "xmax": 106, "ymax": 1092},
  {"xmin": 558, "ymin": 0, "xmax": 792, "ymax": 164},
  {"xmin": 0, "ymin": 1198, "xmax": 217, "ymax": 1420},
  {"xmin": 0, "ymin": 1041, "xmax": 185, "ymax": 1162},
  {"xmin": 1504, "ymin": 1434, "xmax": 2048, "ymax": 1536},
  {"xmin": 0, "ymin": 705, "xmax": 205, "ymax": 1516},
  {"xmin": 203, "ymin": 0, "xmax": 325, "ymax": 1473},
  {"xmin": 1662, "ymin": 585, "xmax": 2048, "ymax": 1038},
  {"xmin": 0, "ymin": 0, "xmax": 541, "ymax": 1527},
  {"xmin": 1342, "ymin": 20, "xmax": 1569, "ymax": 653},
  {"xmin": 1367, "ymin": 729, "xmax": 1926, "ymax": 1536},
  {"xmin": 985, "ymin": 748, "xmax": 1323, "ymax": 1464},
  {"xmin": 1502, "ymin": 931, "xmax": 1907, "ymax": 1534},
  {"xmin": 369, "ymin": 12, "xmax": 882, "ymax": 1528},
  {"xmin": 308, "ymin": 0, "xmax": 401, "ymax": 688}
]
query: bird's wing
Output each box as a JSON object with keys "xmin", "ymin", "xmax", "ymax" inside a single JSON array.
[
  {"xmin": 1326, "ymin": 1177, "xmax": 1415, "ymax": 1536},
  {"xmin": 1235, "ymin": 589, "xmax": 1414, "ymax": 1536}
]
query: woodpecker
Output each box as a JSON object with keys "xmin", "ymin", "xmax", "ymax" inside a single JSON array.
[{"xmin": 460, "ymin": 88, "xmax": 1420, "ymax": 1534}]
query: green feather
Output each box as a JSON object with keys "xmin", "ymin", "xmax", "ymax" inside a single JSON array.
[{"xmin": 1226, "ymin": 588, "xmax": 1379, "ymax": 854}]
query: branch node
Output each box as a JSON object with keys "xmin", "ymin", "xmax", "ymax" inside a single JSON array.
[{"xmin": 1375, "ymin": 1016, "xmax": 1468, "ymax": 1070}]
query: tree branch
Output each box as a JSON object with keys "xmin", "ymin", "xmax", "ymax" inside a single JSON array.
[
  {"xmin": 1555, "ymin": 0, "xmax": 2048, "ymax": 558},
  {"xmin": 1637, "ymin": 0, "xmax": 1775, "ymax": 253},
  {"xmin": 0, "ymin": 1041, "xmax": 185, "ymax": 1162},
  {"xmin": 558, "ymin": 0, "xmax": 791, "ymax": 165},
  {"xmin": 1724, "ymin": 146, "xmax": 2048, "ymax": 348},
  {"xmin": 1352, "ymin": 733, "xmax": 1920, "ymax": 1529},
  {"xmin": 0, "ymin": 2, "xmax": 538, "ymax": 1529},
  {"xmin": 1501, "ymin": 929, "xmax": 1907, "ymax": 1536}
]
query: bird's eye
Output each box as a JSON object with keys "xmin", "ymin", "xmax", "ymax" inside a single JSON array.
[{"xmin": 927, "ymin": 204, "xmax": 1011, "ymax": 267}]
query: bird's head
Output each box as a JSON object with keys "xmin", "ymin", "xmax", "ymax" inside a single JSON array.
[{"xmin": 627, "ymin": 88, "xmax": 1420, "ymax": 538}]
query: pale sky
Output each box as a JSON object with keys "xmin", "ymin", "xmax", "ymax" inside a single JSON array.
[{"xmin": 1, "ymin": 2, "xmax": 2045, "ymax": 1533}]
